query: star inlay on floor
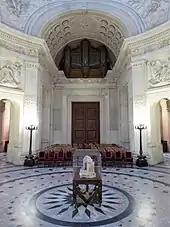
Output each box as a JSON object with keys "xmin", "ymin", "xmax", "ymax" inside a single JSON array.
[{"xmin": 1, "ymin": 153, "xmax": 170, "ymax": 227}]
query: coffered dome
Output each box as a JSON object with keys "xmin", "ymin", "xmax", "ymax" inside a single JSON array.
[{"xmin": 42, "ymin": 12, "xmax": 126, "ymax": 60}]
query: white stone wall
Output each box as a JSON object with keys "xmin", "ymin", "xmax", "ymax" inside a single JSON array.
[
  {"xmin": 52, "ymin": 74, "xmax": 119, "ymax": 144},
  {"xmin": 38, "ymin": 64, "xmax": 53, "ymax": 148},
  {"xmin": 0, "ymin": 20, "xmax": 170, "ymax": 165}
]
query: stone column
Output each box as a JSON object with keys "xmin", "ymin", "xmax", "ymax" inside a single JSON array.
[
  {"xmin": 53, "ymin": 87, "xmax": 63, "ymax": 144},
  {"xmin": 108, "ymin": 87, "xmax": 119, "ymax": 144},
  {"xmin": 131, "ymin": 60, "xmax": 151, "ymax": 161},
  {"xmin": 120, "ymin": 86, "xmax": 130, "ymax": 149},
  {"xmin": 41, "ymin": 87, "xmax": 51, "ymax": 148},
  {"xmin": 166, "ymin": 100, "xmax": 170, "ymax": 151},
  {"xmin": 21, "ymin": 61, "xmax": 40, "ymax": 162},
  {"xmin": 131, "ymin": 59, "xmax": 164, "ymax": 164},
  {"xmin": 0, "ymin": 101, "xmax": 5, "ymax": 151}
]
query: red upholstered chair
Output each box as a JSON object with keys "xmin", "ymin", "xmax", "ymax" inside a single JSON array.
[
  {"xmin": 104, "ymin": 148, "xmax": 113, "ymax": 166},
  {"xmin": 115, "ymin": 150, "xmax": 124, "ymax": 167},
  {"xmin": 54, "ymin": 149, "xmax": 65, "ymax": 166},
  {"xmin": 37, "ymin": 151, "xmax": 46, "ymax": 167},
  {"xmin": 65, "ymin": 149, "xmax": 73, "ymax": 166},
  {"xmin": 124, "ymin": 151, "xmax": 133, "ymax": 167},
  {"xmin": 46, "ymin": 150, "xmax": 55, "ymax": 166}
]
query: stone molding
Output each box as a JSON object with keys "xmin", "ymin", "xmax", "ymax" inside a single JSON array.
[
  {"xmin": 131, "ymin": 60, "xmax": 146, "ymax": 68},
  {"xmin": 115, "ymin": 21, "xmax": 170, "ymax": 76},
  {"xmin": 0, "ymin": 23, "xmax": 58, "ymax": 76},
  {"xmin": 1, "ymin": 21, "xmax": 170, "ymax": 84},
  {"xmin": 52, "ymin": 70, "xmax": 117, "ymax": 87},
  {"xmin": 126, "ymin": 21, "xmax": 170, "ymax": 58}
]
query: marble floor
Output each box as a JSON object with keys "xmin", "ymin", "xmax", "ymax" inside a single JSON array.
[{"xmin": 1, "ymin": 154, "xmax": 170, "ymax": 227}]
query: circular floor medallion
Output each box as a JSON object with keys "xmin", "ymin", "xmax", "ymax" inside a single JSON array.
[{"xmin": 28, "ymin": 183, "xmax": 135, "ymax": 226}]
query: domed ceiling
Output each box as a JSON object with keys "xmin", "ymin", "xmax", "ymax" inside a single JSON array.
[
  {"xmin": 0, "ymin": 0, "xmax": 169, "ymax": 62},
  {"xmin": 1, "ymin": 0, "xmax": 169, "ymax": 35}
]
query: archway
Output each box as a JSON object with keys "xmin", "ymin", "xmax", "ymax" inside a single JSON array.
[
  {"xmin": 158, "ymin": 98, "xmax": 170, "ymax": 153},
  {"xmin": 40, "ymin": 11, "xmax": 128, "ymax": 63},
  {"xmin": 0, "ymin": 99, "xmax": 11, "ymax": 153}
]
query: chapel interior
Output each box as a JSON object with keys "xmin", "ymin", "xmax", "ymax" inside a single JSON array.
[{"xmin": 0, "ymin": 0, "xmax": 170, "ymax": 227}]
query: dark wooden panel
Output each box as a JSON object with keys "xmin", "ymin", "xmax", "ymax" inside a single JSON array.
[
  {"xmin": 72, "ymin": 102, "xmax": 100, "ymax": 144},
  {"xmin": 59, "ymin": 39, "xmax": 113, "ymax": 78}
]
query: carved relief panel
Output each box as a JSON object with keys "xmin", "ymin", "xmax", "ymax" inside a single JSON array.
[
  {"xmin": 147, "ymin": 60, "xmax": 170, "ymax": 88},
  {"xmin": 0, "ymin": 60, "xmax": 22, "ymax": 88}
]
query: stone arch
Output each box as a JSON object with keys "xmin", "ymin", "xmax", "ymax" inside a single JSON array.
[
  {"xmin": 149, "ymin": 97, "xmax": 170, "ymax": 155},
  {"xmin": 158, "ymin": 98, "xmax": 170, "ymax": 152},
  {"xmin": 38, "ymin": 11, "xmax": 132, "ymax": 63},
  {"xmin": 0, "ymin": 99, "xmax": 11, "ymax": 153},
  {"xmin": 0, "ymin": 88, "xmax": 23, "ymax": 164},
  {"xmin": 53, "ymin": 37, "xmax": 117, "ymax": 68},
  {"xmin": 23, "ymin": 2, "xmax": 146, "ymax": 37}
]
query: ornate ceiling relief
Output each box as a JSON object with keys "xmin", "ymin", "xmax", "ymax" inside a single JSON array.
[
  {"xmin": 147, "ymin": 60, "xmax": 170, "ymax": 87},
  {"xmin": 0, "ymin": 60, "xmax": 22, "ymax": 88},
  {"xmin": 0, "ymin": 0, "xmax": 169, "ymax": 33},
  {"xmin": 5, "ymin": 0, "xmax": 30, "ymax": 17},
  {"xmin": 44, "ymin": 14, "xmax": 125, "ymax": 60},
  {"xmin": 126, "ymin": 0, "xmax": 169, "ymax": 29}
]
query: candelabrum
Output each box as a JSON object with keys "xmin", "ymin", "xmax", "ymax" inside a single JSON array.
[
  {"xmin": 24, "ymin": 125, "xmax": 38, "ymax": 167},
  {"xmin": 135, "ymin": 124, "xmax": 148, "ymax": 167}
]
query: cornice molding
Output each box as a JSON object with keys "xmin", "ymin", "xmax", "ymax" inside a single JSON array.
[
  {"xmin": 0, "ymin": 21, "xmax": 170, "ymax": 84},
  {"xmin": 114, "ymin": 21, "xmax": 170, "ymax": 75},
  {"xmin": 0, "ymin": 22, "xmax": 58, "ymax": 77},
  {"xmin": 125, "ymin": 21, "xmax": 170, "ymax": 57}
]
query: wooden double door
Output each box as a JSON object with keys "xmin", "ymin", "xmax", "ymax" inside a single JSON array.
[{"xmin": 72, "ymin": 102, "xmax": 100, "ymax": 144}]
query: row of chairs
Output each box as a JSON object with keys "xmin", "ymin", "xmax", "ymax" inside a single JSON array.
[
  {"xmin": 36, "ymin": 148, "xmax": 133, "ymax": 167},
  {"xmin": 36, "ymin": 149, "xmax": 73, "ymax": 167},
  {"xmin": 102, "ymin": 149, "xmax": 133, "ymax": 167}
]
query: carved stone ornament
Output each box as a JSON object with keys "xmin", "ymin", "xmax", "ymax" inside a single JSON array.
[
  {"xmin": 0, "ymin": 61, "xmax": 22, "ymax": 88},
  {"xmin": 147, "ymin": 60, "xmax": 170, "ymax": 87},
  {"xmin": 1, "ymin": 0, "xmax": 169, "ymax": 34},
  {"xmin": 6, "ymin": 0, "xmax": 30, "ymax": 17},
  {"xmin": 52, "ymin": 70, "xmax": 117, "ymax": 86},
  {"xmin": 134, "ymin": 95, "xmax": 146, "ymax": 108},
  {"xmin": 24, "ymin": 95, "xmax": 37, "ymax": 106}
]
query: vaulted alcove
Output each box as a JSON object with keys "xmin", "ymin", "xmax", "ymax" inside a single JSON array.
[{"xmin": 57, "ymin": 39, "xmax": 116, "ymax": 78}]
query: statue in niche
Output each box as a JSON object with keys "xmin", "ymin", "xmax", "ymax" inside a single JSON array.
[
  {"xmin": 79, "ymin": 155, "xmax": 96, "ymax": 178},
  {"xmin": 57, "ymin": 39, "xmax": 115, "ymax": 78}
]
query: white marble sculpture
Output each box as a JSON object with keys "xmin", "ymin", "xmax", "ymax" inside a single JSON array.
[{"xmin": 79, "ymin": 155, "xmax": 96, "ymax": 178}]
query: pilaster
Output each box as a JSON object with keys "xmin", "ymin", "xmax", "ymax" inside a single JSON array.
[
  {"xmin": 130, "ymin": 60, "xmax": 150, "ymax": 161},
  {"xmin": 0, "ymin": 101, "xmax": 5, "ymax": 151},
  {"xmin": 21, "ymin": 61, "xmax": 40, "ymax": 161}
]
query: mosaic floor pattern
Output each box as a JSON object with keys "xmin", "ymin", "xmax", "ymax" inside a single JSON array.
[{"xmin": 0, "ymin": 153, "xmax": 170, "ymax": 226}]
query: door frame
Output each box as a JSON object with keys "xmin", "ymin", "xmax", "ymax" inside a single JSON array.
[{"xmin": 62, "ymin": 95, "xmax": 109, "ymax": 144}]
